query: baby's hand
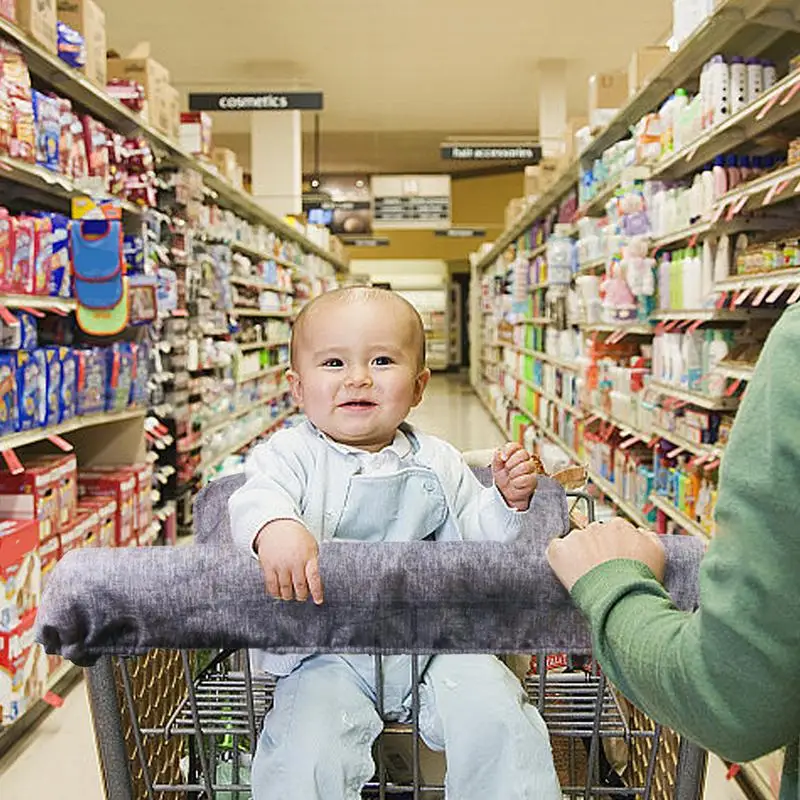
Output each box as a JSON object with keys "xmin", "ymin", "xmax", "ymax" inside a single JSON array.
[
  {"xmin": 255, "ymin": 519, "xmax": 324, "ymax": 604},
  {"xmin": 492, "ymin": 443, "xmax": 539, "ymax": 511}
]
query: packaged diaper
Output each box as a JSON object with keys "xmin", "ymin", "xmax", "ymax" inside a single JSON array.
[
  {"xmin": 43, "ymin": 347, "xmax": 63, "ymax": 427},
  {"xmin": 15, "ymin": 350, "xmax": 46, "ymax": 431},
  {"xmin": 0, "ymin": 353, "xmax": 17, "ymax": 436},
  {"xmin": 75, "ymin": 348, "xmax": 107, "ymax": 415},
  {"xmin": 105, "ymin": 342, "xmax": 134, "ymax": 412}
]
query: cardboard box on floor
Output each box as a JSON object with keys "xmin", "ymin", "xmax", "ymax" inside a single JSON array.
[
  {"xmin": 107, "ymin": 42, "xmax": 170, "ymax": 127},
  {"xmin": 588, "ymin": 71, "xmax": 628, "ymax": 131},
  {"xmin": 56, "ymin": 0, "xmax": 106, "ymax": 88},
  {"xmin": 15, "ymin": 0, "xmax": 57, "ymax": 52},
  {"xmin": 628, "ymin": 46, "xmax": 671, "ymax": 97}
]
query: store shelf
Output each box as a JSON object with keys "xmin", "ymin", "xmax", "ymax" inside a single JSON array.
[
  {"xmin": 0, "ymin": 407, "xmax": 146, "ymax": 451},
  {"xmin": 505, "ymin": 343, "xmax": 580, "ymax": 372},
  {"xmin": 230, "ymin": 276, "xmax": 293, "ymax": 293},
  {"xmin": 238, "ymin": 339, "xmax": 291, "ymax": 352},
  {"xmin": 650, "ymin": 423, "xmax": 726, "ymax": 460},
  {"xmin": 654, "ymin": 69, "xmax": 800, "ymax": 182},
  {"xmin": 0, "ymin": 155, "xmax": 142, "ymax": 215},
  {"xmin": 580, "ymin": 0, "xmax": 794, "ymax": 165},
  {"xmin": 203, "ymin": 387, "xmax": 291, "ymax": 437},
  {"xmin": 517, "ymin": 377, "xmax": 583, "ymax": 417},
  {"xmin": 0, "ymin": 661, "xmax": 82, "ymax": 758},
  {"xmin": 231, "ymin": 308, "xmax": 293, "ymax": 319},
  {"xmin": 716, "ymin": 362, "xmax": 756, "ymax": 382},
  {"xmin": 716, "ymin": 267, "xmax": 800, "ymax": 293},
  {"xmin": 201, "ymin": 407, "xmax": 296, "ymax": 472},
  {"xmin": 522, "ymin": 243, "xmax": 548, "ymax": 259},
  {"xmin": 580, "ymin": 322, "xmax": 654, "ymax": 336},
  {"xmin": 649, "ymin": 380, "xmax": 740, "ymax": 411},
  {"xmin": 649, "ymin": 494, "xmax": 710, "ymax": 541},
  {"xmin": 0, "ymin": 16, "xmax": 347, "ymax": 273},
  {"xmin": 651, "ymin": 308, "xmax": 758, "ymax": 323},
  {"xmin": 578, "ymin": 257, "xmax": 606, "ymax": 273},
  {"xmin": 714, "ymin": 159, "xmax": 800, "ymax": 217},
  {"xmin": 652, "ymin": 221, "xmax": 714, "ymax": 250},
  {"xmin": 588, "ymin": 470, "xmax": 648, "ymax": 527},
  {"xmin": 529, "ymin": 281, "xmax": 550, "ymax": 292},
  {"xmin": 515, "ymin": 316, "xmax": 551, "ymax": 326},
  {"xmin": 0, "ymin": 295, "xmax": 77, "ymax": 313},
  {"xmin": 236, "ymin": 364, "xmax": 288, "ymax": 385}
]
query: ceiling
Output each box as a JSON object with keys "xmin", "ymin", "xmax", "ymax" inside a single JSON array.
[{"xmin": 104, "ymin": 0, "xmax": 673, "ymax": 174}]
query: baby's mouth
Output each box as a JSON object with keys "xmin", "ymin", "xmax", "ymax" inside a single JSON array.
[{"xmin": 339, "ymin": 400, "xmax": 377, "ymax": 409}]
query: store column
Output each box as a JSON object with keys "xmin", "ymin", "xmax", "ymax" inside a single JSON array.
[
  {"xmin": 538, "ymin": 59, "xmax": 568, "ymax": 158},
  {"xmin": 250, "ymin": 111, "xmax": 302, "ymax": 217}
]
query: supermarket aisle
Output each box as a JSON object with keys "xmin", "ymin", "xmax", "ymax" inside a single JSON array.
[{"xmin": 0, "ymin": 373, "xmax": 742, "ymax": 799}]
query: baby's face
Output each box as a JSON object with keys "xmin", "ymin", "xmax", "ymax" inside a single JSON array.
[{"xmin": 288, "ymin": 298, "xmax": 429, "ymax": 452}]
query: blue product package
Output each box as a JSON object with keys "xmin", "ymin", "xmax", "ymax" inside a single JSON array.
[
  {"xmin": 32, "ymin": 91, "xmax": 60, "ymax": 172},
  {"xmin": 16, "ymin": 350, "xmax": 47, "ymax": 431},
  {"xmin": 44, "ymin": 347, "xmax": 64, "ymax": 427},
  {"xmin": 123, "ymin": 235, "xmax": 145, "ymax": 274},
  {"xmin": 130, "ymin": 340, "xmax": 150, "ymax": 406},
  {"xmin": 0, "ymin": 353, "xmax": 18, "ymax": 436},
  {"xmin": 56, "ymin": 22, "xmax": 86, "ymax": 69},
  {"xmin": 76, "ymin": 348, "xmax": 107, "ymax": 416},
  {"xmin": 60, "ymin": 348, "xmax": 77, "ymax": 422},
  {"xmin": 106, "ymin": 342, "xmax": 135, "ymax": 412},
  {"xmin": 17, "ymin": 312, "xmax": 37, "ymax": 350},
  {"xmin": 32, "ymin": 213, "xmax": 71, "ymax": 298}
]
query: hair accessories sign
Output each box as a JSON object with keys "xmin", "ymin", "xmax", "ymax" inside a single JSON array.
[
  {"xmin": 188, "ymin": 93, "xmax": 324, "ymax": 111},
  {"xmin": 440, "ymin": 144, "xmax": 541, "ymax": 162}
]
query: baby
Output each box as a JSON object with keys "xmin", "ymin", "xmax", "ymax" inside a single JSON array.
[{"xmin": 229, "ymin": 286, "xmax": 561, "ymax": 800}]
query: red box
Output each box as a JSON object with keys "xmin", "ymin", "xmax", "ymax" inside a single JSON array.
[
  {"xmin": 59, "ymin": 506, "xmax": 97, "ymax": 555},
  {"xmin": 0, "ymin": 518, "xmax": 40, "ymax": 632},
  {"xmin": 78, "ymin": 496, "xmax": 116, "ymax": 548},
  {"xmin": 0, "ymin": 454, "xmax": 77, "ymax": 540},
  {"xmin": 79, "ymin": 463, "xmax": 152, "ymax": 535},
  {"xmin": 0, "ymin": 607, "xmax": 47, "ymax": 725},
  {"xmin": 179, "ymin": 111, "xmax": 212, "ymax": 156},
  {"xmin": 79, "ymin": 471, "xmax": 135, "ymax": 546},
  {"xmin": 39, "ymin": 534, "xmax": 59, "ymax": 595}
]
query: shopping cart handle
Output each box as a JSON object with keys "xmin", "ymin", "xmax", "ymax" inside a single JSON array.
[{"xmin": 36, "ymin": 537, "xmax": 704, "ymax": 667}]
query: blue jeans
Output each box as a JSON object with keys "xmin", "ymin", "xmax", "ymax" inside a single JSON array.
[{"xmin": 251, "ymin": 653, "xmax": 561, "ymax": 800}]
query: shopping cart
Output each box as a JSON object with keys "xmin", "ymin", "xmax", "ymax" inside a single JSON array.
[{"xmin": 37, "ymin": 471, "xmax": 707, "ymax": 800}]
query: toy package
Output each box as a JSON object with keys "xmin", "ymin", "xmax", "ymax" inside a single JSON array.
[
  {"xmin": 32, "ymin": 91, "xmax": 60, "ymax": 172},
  {"xmin": 60, "ymin": 347, "xmax": 77, "ymax": 422},
  {"xmin": 43, "ymin": 347, "xmax": 63, "ymax": 426},
  {"xmin": 78, "ymin": 496, "xmax": 117, "ymax": 548},
  {"xmin": 31, "ymin": 215, "xmax": 53, "ymax": 295},
  {"xmin": 79, "ymin": 471, "xmax": 136, "ymax": 547},
  {"xmin": 0, "ymin": 352, "xmax": 17, "ymax": 436},
  {"xmin": 75, "ymin": 347, "xmax": 107, "ymax": 415},
  {"xmin": 15, "ymin": 350, "xmax": 46, "ymax": 431},
  {"xmin": 0, "ymin": 518, "xmax": 40, "ymax": 633},
  {"xmin": 106, "ymin": 342, "xmax": 134, "ymax": 412},
  {"xmin": 56, "ymin": 22, "xmax": 86, "ymax": 70}
]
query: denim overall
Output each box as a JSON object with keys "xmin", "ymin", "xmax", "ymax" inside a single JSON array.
[{"xmin": 251, "ymin": 432, "xmax": 561, "ymax": 800}]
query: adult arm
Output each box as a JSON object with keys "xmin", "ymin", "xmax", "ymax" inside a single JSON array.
[{"xmin": 571, "ymin": 307, "xmax": 800, "ymax": 762}]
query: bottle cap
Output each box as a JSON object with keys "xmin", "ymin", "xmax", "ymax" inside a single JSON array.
[
  {"xmin": 713, "ymin": 155, "xmax": 726, "ymax": 167},
  {"xmin": 725, "ymin": 154, "xmax": 738, "ymax": 167}
]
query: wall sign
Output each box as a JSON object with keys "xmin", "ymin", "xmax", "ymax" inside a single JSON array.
[
  {"xmin": 440, "ymin": 144, "xmax": 541, "ymax": 162},
  {"xmin": 434, "ymin": 228, "xmax": 487, "ymax": 238},
  {"xmin": 341, "ymin": 236, "xmax": 390, "ymax": 248},
  {"xmin": 188, "ymin": 92, "xmax": 324, "ymax": 112},
  {"xmin": 371, "ymin": 175, "xmax": 451, "ymax": 231}
]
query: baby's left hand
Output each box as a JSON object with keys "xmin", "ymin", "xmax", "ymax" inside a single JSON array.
[{"xmin": 492, "ymin": 443, "xmax": 539, "ymax": 511}]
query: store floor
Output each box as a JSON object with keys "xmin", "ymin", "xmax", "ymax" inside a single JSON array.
[{"xmin": 0, "ymin": 373, "xmax": 743, "ymax": 799}]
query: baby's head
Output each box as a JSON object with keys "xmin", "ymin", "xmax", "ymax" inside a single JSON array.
[{"xmin": 287, "ymin": 286, "xmax": 430, "ymax": 452}]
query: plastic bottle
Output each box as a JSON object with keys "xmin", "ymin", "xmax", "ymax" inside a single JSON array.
[
  {"xmin": 701, "ymin": 163, "xmax": 715, "ymax": 217},
  {"xmin": 712, "ymin": 155, "xmax": 728, "ymax": 200},
  {"xmin": 730, "ymin": 56, "xmax": 748, "ymax": 113},
  {"xmin": 739, "ymin": 154, "xmax": 754, "ymax": 183},
  {"xmin": 700, "ymin": 60, "xmax": 712, "ymax": 129},
  {"xmin": 672, "ymin": 89, "xmax": 689, "ymax": 151},
  {"xmin": 709, "ymin": 55, "xmax": 730, "ymax": 128},
  {"xmin": 701, "ymin": 239, "xmax": 714, "ymax": 306},
  {"xmin": 660, "ymin": 94, "xmax": 675, "ymax": 155},
  {"xmin": 683, "ymin": 248, "xmax": 699, "ymax": 309},
  {"xmin": 751, "ymin": 155, "xmax": 764, "ymax": 177},
  {"xmin": 659, "ymin": 253, "xmax": 671, "ymax": 310},
  {"xmin": 747, "ymin": 58, "xmax": 763, "ymax": 104},
  {"xmin": 683, "ymin": 332, "xmax": 703, "ymax": 389},
  {"xmin": 714, "ymin": 235, "xmax": 731, "ymax": 282},
  {"xmin": 726, "ymin": 154, "xmax": 742, "ymax": 191},
  {"xmin": 763, "ymin": 60, "xmax": 778, "ymax": 91}
]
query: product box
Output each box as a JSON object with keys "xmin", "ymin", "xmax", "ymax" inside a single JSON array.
[
  {"xmin": 75, "ymin": 347, "xmax": 107, "ymax": 415},
  {"xmin": 179, "ymin": 111, "xmax": 212, "ymax": 156},
  {"xmin": 15, "ymin": 0, "xmax": 57, "ymax": 53},
  {"xmin": 15, "ymin": 349, "xmax": 46, "ymax": 431},
  {"xmin": 588, "ymin": 71, "xmax": 628, "ymax": 131},
  {"xmin": 59, "ymin": 505, "xmax": 95, "ymax": 555},
  {"xmin": 0, "ymin": 0, "xmax": 15, "ymax": 22},
  {"xmin": 38, "ymin": 533, "xmax": 59, "ymax": 593},
  {"xmin": 0, "ymin": 518, "xmax": 40, "ymax": 633},
  {"xmin": 79, "ymin": 472, "xmax": 136, "ymax": 546},
  {"xmin": 0, "ymin": 352, "xmax": 18, "ymax": 437},
  {"xmin": 212, "ymin": 147, "xmax": 238, "ymax": 182},
  {"xmin": 0, "ymin": 607, "xmax": 47, "ymax": 725},
  {"xmin": 28, "ymin": 454, "xmax": 77, "ymax": 532},
  {"xmin": 628, "ymin": 46, "xmax": 671, "ymax": 98},
  {"xmin": 163, "ymin": 85, "xmax": 181, "ymax": 143},
  {"xmin": 78, "ymin": 495, "xmax": 116, "ymax": 547},
  {"xmin": 564, "ymin": 116, "xmax": 589, "ymax": 162},
  {"xmin": 107, "ymin": 42, "xmax": 170, "ymax": 127},
  {"xmin": 56, "ymin": 0, "xmax": 106, "ymax": 88},
  {"xmin": 79, "ymin": 463, "xmax": 151, "ymax": 534}
]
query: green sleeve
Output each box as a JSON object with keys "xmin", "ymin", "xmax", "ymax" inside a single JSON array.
[{"xmin": 572, "ymin": 306, "xmax": 800, "ymax": 765}]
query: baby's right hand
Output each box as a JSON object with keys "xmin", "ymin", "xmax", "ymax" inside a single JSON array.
[{"xmin": 255, "ymin": 520, "xmax": 324, "ymax": 604}]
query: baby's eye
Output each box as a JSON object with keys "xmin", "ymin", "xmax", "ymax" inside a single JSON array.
[
  {"xmin": 322, "ymin": 358, "xmax": 344, "ymax": 368},
  {"xmin": 372, "ymin": 356, "xmax": 394, "ymax": 366}
]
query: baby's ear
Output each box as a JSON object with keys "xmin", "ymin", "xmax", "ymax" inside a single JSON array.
[
  {"xmin": 412, "ymin": 368, "xmax": 431, "ymax": 405},
  {"xmin": 286, "ymin": 370, "xmax": 304, "ymax": 405}
]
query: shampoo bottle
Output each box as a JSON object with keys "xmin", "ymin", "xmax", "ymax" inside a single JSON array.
[
  {"xmin": 730, "ymin": 56, "xmax": 748, "ymax": 113},
  {"xmin": 747, "ymin": 58, "xmax": 763, "ymax": 104}
]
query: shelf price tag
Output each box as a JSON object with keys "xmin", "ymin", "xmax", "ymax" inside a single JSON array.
[
  {"xmin": 726, "ymin": 194, "xmax": 749, "ymax": 220},
  {"xmin": 1, "ymin": 449, "xmax": 23, "ymax": 475},
  {"xmin": 711, "ymin": 202, "xmax": 728, "ymax": 224},
  {"xmin": 43, "ymin": 691, "xmax": 65, "ymax": 709},
  {"xmin": 767, "ymin": 282, "xmax": 791, "ymax": 303},
  {"xmin": 755, "ymin": 90, "xmax": 782, "ymax": 121},
  {"xmin": 47, "ymin": 435, "xmax": 73, "ymax": 452},
  {"xmin": 788, "ymin": 284, "xmax": 800, "ymax": 305},
  {"xmin": 751, "ymin": 286, "xmax": 771, "ymax": 306},
  {"xmin": 779, "ymin": 76, "xmax": 800, "ymax": 107},
  {"xmin": 687, "ymin": 319, "xmax": 705, "ymax": 334},
  {"xmin": 725, "ymin": 378, "xmax": 743, "ymax": 397},
  {"xmin": 734, "ymin": 287, "xmax": 753, "ymax": 306}
]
